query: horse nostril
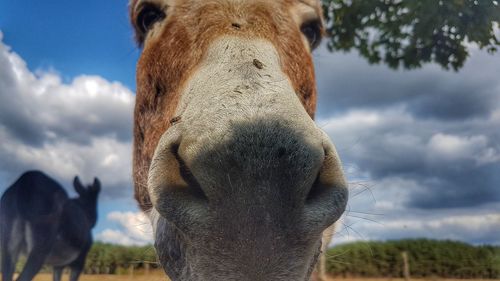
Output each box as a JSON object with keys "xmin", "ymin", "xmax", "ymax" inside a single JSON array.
[
  {"xmin": 171, "ymin": 144, "xmax": 207, "ymax": 200},
  {"xmin": 148, "ymin": 134, "xmax": 210, "ymax": 233},
  {"xmin": 306, "ymin": 169, "xmax": 323, "ymax": 202},
  {"xmin": 305, "ymin": 147, "xmax": 333, "ymax": 204},
  {"xmin": 304, "ymin": 137, "xmax": 348, "ymax": 230}
]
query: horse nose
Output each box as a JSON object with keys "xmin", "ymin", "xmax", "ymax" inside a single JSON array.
[{"xmin": 147, "ymin": 120, "xmax": 348, "ymax": 235}]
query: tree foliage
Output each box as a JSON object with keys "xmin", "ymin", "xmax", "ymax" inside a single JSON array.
[
  {"xmin": 321, "ymin": 0, "xmax": 500, "ymax": 70},
  {"xmin": 83, "ymin": 242, "xmax": 158, "ymax": 274},
  {"xmin": 326, "ymin": 239, "xmax": 500, "ymax": 278},
  {"xmin": 12, "ymin": 239, "xmax": 499, "ymax": 277}
]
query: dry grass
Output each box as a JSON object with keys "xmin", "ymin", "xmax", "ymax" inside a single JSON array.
[
  {"xmin": 29, "ymin": 273, "xmax": 499, "ymax": 281},
  {"xmin": 325, "ymin": 279, "xmax": 499, "ymax": 281},
  {"xmin": 31, "ymin": 272, "xmax": 170, "ymax": 281}
]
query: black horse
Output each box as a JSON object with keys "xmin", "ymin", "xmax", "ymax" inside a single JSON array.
[{"xmin": 0, "ymin": 170, "xmax": 100, "ymax": 281}]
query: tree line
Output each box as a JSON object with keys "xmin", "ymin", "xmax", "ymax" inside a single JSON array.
[
  {"xmin": 326, "ymin": 239, "xmax": 500, "ymax": 279},
  {"xmin": 83, "ymin": 242, "xmax": 159, "ymax": 274},
  {"xmin": 13, "ymin": 242, "xmax": 160, "ymax": 274},
  {"xmin": 13, "ymin": 239, "xmax": 499, "ymax": 277},
  {"xmin": 83, "ymin": 239, "xmax": 500, "ymax": 277}
]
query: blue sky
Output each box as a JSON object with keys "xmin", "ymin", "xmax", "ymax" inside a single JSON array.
[
  {"xmin": 0, "ymin": 0, "xmax": 138, "ymax": 89},
  {"xmin": 0, "ymin": 1, "xmax": 499, "ymax": 246}
]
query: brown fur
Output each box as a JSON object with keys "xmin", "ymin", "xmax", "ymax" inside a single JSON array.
[{"xmin": 131, "ymin": 0, "xmax": 323, "ymax": 211}]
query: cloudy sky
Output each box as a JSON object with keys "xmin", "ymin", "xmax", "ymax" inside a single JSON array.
[{"xmin": 0, "ymin": 1, "xmax": 499, "ymax": 246}]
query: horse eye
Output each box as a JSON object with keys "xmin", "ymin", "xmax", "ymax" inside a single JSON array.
[
  {"xmin": 300, "ymin": 20, "xmax": 322, "ymax": 50},
  {"xmin": 137, "ymin": 5, "xmax": 165, "ymax": 35}
]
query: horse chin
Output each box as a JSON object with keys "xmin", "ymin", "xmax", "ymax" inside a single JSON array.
[{"xmin": 151, "ymin": 209, "xmax": 323, "ymax": 281}]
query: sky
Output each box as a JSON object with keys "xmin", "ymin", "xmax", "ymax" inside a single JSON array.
[{"xmin": 0, "ymin": 1, "xmax": 499, "ymax": 246}]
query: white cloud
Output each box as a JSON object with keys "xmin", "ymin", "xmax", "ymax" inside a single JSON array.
[
  {"xmin": 312, "ymin": 30, "xmax": 500, "ymax": 246},
  {"xmin": 97, "ymin": 229, "xmax": 142, "ymax": 246},
  {"xmin": 333, "ymin": 202, "xmax": 500, "ymax": 245},
  {"xmin": 377, "ymin": 213, "xmax": 500, "ymax": 238},
  {"xmin": 318, "ymin": 104, "xmax": 500, "ymax": 200},
  {"xmin": 427, "ymin": 133, "xmax": 499, "ymax": 164},
  {"xmin": 96, "ymin": 211, "xmax": 154, "ymax": 246},
  {"xmin": 0, "ymin": 31, "xmax": 135, "ymax": 197},
  {"xmin": 317, "ymin": 104, "xmax": 500, "ymax": 244}
]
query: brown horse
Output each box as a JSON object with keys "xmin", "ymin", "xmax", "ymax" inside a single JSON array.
[{"xmin": 129, "ymin": 0, "xmax": 348, "ymax": 280}]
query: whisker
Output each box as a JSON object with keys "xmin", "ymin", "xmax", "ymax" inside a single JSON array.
[
  {"xmin": 347, "ymin": 210, "xmax": 384, "ymax": 216},
  {"xmin": 349, "ymin": 181, "xmax": 377, "ymax": 203},
  {"xmin": 342, "ymin": 223, "xmax": 374, "ymax": 256},
  {"xmin": 346, "ymin": 214, "xmax": 384, "ymax": 225},
  {"xmin": 323, "ymin": 248, "xmax": 351, "ymax": 259}
]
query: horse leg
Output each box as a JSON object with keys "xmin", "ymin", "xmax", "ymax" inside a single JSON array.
[
  {"xmin": 52, "ymin": 266, "xmax": 64, "ymax": 281},
  {"xmin": 16, "ymin": 223, "xmax": 56, "ymax": 281},
  {"xmin": 1, "ymin": 215, "xmax": 24, "ymax": 281},
  {"xmin": 68, "ymin": 242, "xmax": 91, "ymax": 281},
  {"xmin": 1, "ymin": 219, "xmax": 14, "ymax": 281},
  {"xmin": 68, "ymin": 259, "xmax": 85, "ymax": 281}
]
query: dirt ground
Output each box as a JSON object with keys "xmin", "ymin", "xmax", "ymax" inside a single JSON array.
[
  {"xmin": 31, "ymin": 272, "xmax": 169, "ymax": 281},
  {"xmin": 29, "ymin": 273, "xmax": 500, "ymax": 281}
]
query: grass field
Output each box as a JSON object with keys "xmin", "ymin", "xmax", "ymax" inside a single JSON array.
[{"xmin": 29, "ymin": 273, "xmax": 500, "ymax": 281}]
